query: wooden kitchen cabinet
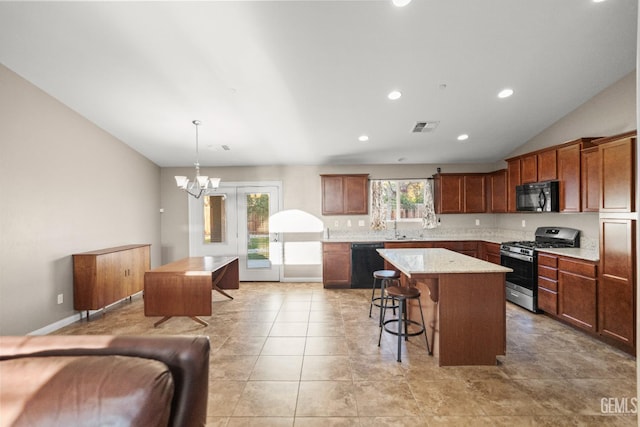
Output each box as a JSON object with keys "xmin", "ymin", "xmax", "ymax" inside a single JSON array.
[
  {"xmin": 537, "ymin": 253, "xmax": 559, "ymax": 315},
  {"xmin": 480, "ymin": 241, "xmax": 501, "ymax": 264},
  {"xmin": 599, "ymin": 218, "xmax": 636, "ymax": 353},
  {"xmin": 73, "ymin": 244, "xmax": 150, "ymax": 314},
  {"xmin": 557, "ymin": 143, "xmax": 581, "ymax": 212},
  {"xmin": 433, "ymin": 174, "xmax": 463, "ymax": 213},
  {"xmin": 321, "ymin": 174, "xmax": 369, "ymax": 215},
  {"xmin": 322, "ymin": 242, "xmax": 351, "ymax": 288},
  {"xmin": 581, "ymin": 146, "xmax": 600, "ymax": 212},
  {"xmin": 433, "ymin": 173, "xmax": 486, "ymax": 214},
  {"xmin": 537, "ymin": 149, "xmax": 557, "ymax": 182},
  {"xmin": 521, "ymin": 154, "xmax": 538, "ymax": 184},
  {"xmin": 558, "ymin": 257, "xmax": 597, "ymax": 332},
  {"xmin": 487, "ymin": 169, "xmax": 507, "ymax": 213},
  {"xmin": 597, "ymin": 133, "xmax": 636, "ymax": 213},
  {"xmin": 463, "ymin": 175, "xmax": 486, "ymax": 213},
  {"xmin": 507, "ymin": 158, "xmax": 521, "ymax": 213}
]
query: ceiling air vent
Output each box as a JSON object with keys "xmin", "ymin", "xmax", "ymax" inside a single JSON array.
[{"xmin": 412, "ymin": 121, "xmax": 440, "ymax": 133}]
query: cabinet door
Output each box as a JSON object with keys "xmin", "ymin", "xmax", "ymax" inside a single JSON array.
[
  {"xmin": 599, "ymin": 218, "xmax": 635, "ymax": 349},
  {"xmin": 581, "ymin": 147, "xmax": 600, "ymax": 212},
  {"xmin": 537, "ymin": 149, "xmax": 557, "ymax": 181},
  {"xmin": 321, "ymin": 176, "xmax": 344, "ymax": 215},
  {"xmin": 558, "ymin": 270, "xmax": 596, "ymax": 332},
  {"xmin": 600, "ymin": 137, "xmax": 635, "ymax": 213},
  {"xmin": 521, "ymin": 154, "xmax": 538, "ymax": 184},
  {"xmin": 507, "ymin": 159, "xmax": 521, "ymax": 212},
  {"xmin": 99, "ymin": 252, "xmax": 124, "ymax": 309},
  {"xmin": 463, "ymin": 175, "xmax": 486, "ymax": 213},
  {"xmin": 343, "ymin": 175, "xmax": 368, "ymax": 214},
  {"xmin": 127, "ymin": 245, "xmax": 149, "ymax": 296},
  {"xmin": 438, "ymin": 175, "xmax": 464, "ymax": 213},
  {"xmin": 322, "ymin": 243, "xmax": 351, "ymax": 287},
  {"xmin": 557, "ymin": 144, "xmax": 581, "ymax": 212},
  {"xmin": 488, "ymin": 170, "xmax": 507, "ymax": 213},
  {"xmin": 558, "ymin": 257, "xmax": 597, "ymax": 332}
]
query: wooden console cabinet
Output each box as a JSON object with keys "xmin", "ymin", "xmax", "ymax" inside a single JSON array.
[{"xmin": 73, "ymin": 244, "xmax": 150, "ymax": 314}]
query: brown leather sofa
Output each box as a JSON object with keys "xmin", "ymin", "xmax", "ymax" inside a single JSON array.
[{"xmin": 0, "ymin": 335, "xmax": 210, "ymax": 427}]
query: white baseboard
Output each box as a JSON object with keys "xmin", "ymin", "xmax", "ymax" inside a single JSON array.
[
  {"xmin": 280, "ymin": 277, "xmax": 322, "ymax": 283},
  {"xmin": 28, "ymin": 292, "xmax": 143, "ymax": 335},
  {"xmin": 28, "ymin": 313, "xmax": 83, "ymax": 336}
]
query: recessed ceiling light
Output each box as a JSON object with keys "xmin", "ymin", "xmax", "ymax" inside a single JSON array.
[
  {"xmin": 392, "ymin": 0, "xmax": 412, "ymax": 7},
  {"xmin": 388, "ymin": 90, "xmax": 402, "ymax": 100},
  {"xmin": 358, "ymin": 135, "xmax": 369, "ymax": 142},
  {"xmin": 457, "ymin": 134, "xmax": 469, "ymax": 141},
  {"xmin": 593, "ymin": 0, "xmax": 607, "ymax": 2},
  {"xmin": 498, "ymin": 88, "xmax": 514, "ymax": 98}
]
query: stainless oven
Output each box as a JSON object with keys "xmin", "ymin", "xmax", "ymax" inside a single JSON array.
[
  {"xmin": 500, "ymin": 227, "xmax": 580, "ymax": 313},
  {"xmin": 500, "ymin": 245, "xmax": 537, "ymax": 312}
]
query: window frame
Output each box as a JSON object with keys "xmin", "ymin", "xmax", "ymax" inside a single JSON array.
[{"xmin": 372, "ymin": 179, "xmax": 428, "ymax": 223}]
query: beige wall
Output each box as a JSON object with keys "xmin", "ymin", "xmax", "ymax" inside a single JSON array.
[
  {"xmin": 160, "ymin": 163, "xmax": 497, "ymax": 278},
  {"xmin": 0, "ymin": 65, "xmax": 161, "ymax": 335},
  {"xmin": 495, "ymin": 70, "xmax": 637, "ymax": 239},
  {"xmin": 1, "ymin": 63, "xmax": 635, "ymax": 333},
  {"xmin": 506, "ymin": 70, "xmax": 636, "ymax": 158}
]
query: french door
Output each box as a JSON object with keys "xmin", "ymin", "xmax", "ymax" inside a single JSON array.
[{"xmin": 189, "ymin": 182, "xmax": 282, "ymax": 281}]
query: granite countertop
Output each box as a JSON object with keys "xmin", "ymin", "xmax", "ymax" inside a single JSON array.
[
  {"xmin": 378, "ymin": 248, "xmax": 513, "ymax": 276},
  {"xmin": 324, "ymin": 231, "xmax": 600, "ymax": 262},
  {"xmin": 535, "ymin": 247, "xmax": 599, "ymax": 262}
]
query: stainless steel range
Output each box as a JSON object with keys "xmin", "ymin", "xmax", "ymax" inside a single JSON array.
[{"xmin": 500, "ymin": 226, "xmax": 580, "ymax": 312}]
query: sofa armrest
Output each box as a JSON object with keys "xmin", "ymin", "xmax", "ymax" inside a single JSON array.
[{"xmin": 0, "ymin": 335, "xmax": 210, "ymax": 427}]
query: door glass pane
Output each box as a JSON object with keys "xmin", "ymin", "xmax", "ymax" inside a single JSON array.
[
  {"xmin": 246, "ymin": 193, "xmax": 271, "ymax": 269},
  {"xmin": 203, "ymin": 195, "xmax": 226, "ymax": 243}
]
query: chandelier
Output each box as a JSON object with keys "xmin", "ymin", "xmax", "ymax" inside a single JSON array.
[{"xmin": 174, "ymin": 120, "xmax": 221, "ymax": 199}]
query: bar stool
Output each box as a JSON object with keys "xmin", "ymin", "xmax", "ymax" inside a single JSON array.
[
  {"xmin": 378, "ymin": 284, "xmax": 431, "ymax": 362},
  {"xmin": 369, "ymin": 270, "xmax": 400, "ymax": 325}
]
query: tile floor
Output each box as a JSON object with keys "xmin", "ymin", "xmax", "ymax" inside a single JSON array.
[{"xmin": 54, "ymin": 282, "xmax": 638, "ymax": 426}]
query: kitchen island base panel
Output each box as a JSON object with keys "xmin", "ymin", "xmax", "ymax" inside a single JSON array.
[{"xmin": 409, "ymin": 272, "xmax": 506, "ymax": 366}]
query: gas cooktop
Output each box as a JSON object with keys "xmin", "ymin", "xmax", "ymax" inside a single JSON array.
[{"xmin": 501, "ymin": 226, "xmax": 581, "ymax": 251}]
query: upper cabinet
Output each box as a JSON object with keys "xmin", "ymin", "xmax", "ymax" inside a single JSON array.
[
  {"xmin": 520, "ymin": 153, "xmax": 538, "ymax": 184},
  {"xmin": 487, "ymin": 169, "xmax": 507, "ymax": 213},
  {"xmin": 595, "ymin": 132, "xmax": 636, "ymax": 213},
  {"xmin": 506, "ymin": 158, "xmax": 521, "ymax": 213},
  {"xmin": 507, "ymin": 138, "xmax": 597, "ymax": 213},
  {"xmin": 580, "ymin": 146, "xmax": 600, "ymax": 212},
  {"xmin": 433, "ymin": 173, "xmax": 486, "ymax": 214},
  {"xmin": 321, "ymin": 174, "xmax": 369, "ymax": 215}
]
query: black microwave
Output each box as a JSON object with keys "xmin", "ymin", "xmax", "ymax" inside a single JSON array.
[{"xmin": 516, "ymin": 181, "xmax": 559, "ymax": 212}]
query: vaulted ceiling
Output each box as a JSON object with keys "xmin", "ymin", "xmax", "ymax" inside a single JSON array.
[{"xmin": 0, "ymin": 0, "xmax": 636, "ymax": 167}]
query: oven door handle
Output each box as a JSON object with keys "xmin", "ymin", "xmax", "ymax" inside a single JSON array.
[{"xmin": 500, "ymin": 251, "xmax": 534, "ymax": 263}]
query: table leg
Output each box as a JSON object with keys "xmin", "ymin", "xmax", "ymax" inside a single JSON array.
[
  {"xmin": 212, "ymin": 264, "xmax": 234, "ymax": 300},
  {"xmin": 154, "ymin": 316, "xmax": 209, "ymax": 327}
]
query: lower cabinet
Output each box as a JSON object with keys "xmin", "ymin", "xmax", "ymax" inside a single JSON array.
[
  {"xmin": 322, "ymin": 242, "xmax": 351, "ymax": 288},
  {"xmin": 537, "ymin": 249, "xmax": 636, "ymax": 354},
  {"xmin": 537, "ymin": 253, "xmax": 559, "ymax": 315},
  {"xmin": 558, "ymin": 257, "xmax": 597, "ymax": 332},
  {"xmin": 480, "ymin": 241, "xmax": 501, "ymax": 265},
  {"xmin": 598, "ymin": 218, "xmax": 636, "ymax": 352}
]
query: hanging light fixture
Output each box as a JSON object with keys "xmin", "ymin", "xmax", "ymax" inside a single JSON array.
[{"xmin": 174, "ymin": 120, "xmax": 221, "ymax": 199}]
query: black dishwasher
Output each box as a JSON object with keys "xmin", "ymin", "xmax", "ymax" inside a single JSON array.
[{"xmin": 350, "ymin": 242, "xmax": 385, "ymax": 288}]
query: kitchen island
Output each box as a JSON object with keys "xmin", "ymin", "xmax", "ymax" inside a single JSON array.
[{"xmin": 377, "ymin": 248, "xmax": 512, "ymax": 366}]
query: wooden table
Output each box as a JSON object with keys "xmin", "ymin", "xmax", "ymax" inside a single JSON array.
[
  {"xmin": 377, "ymin": 248, "xmax": 512, "ymax": 366},
  {"xmin": 144, "ymin": 256, "xmax": 239, "ymax": 327}
]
